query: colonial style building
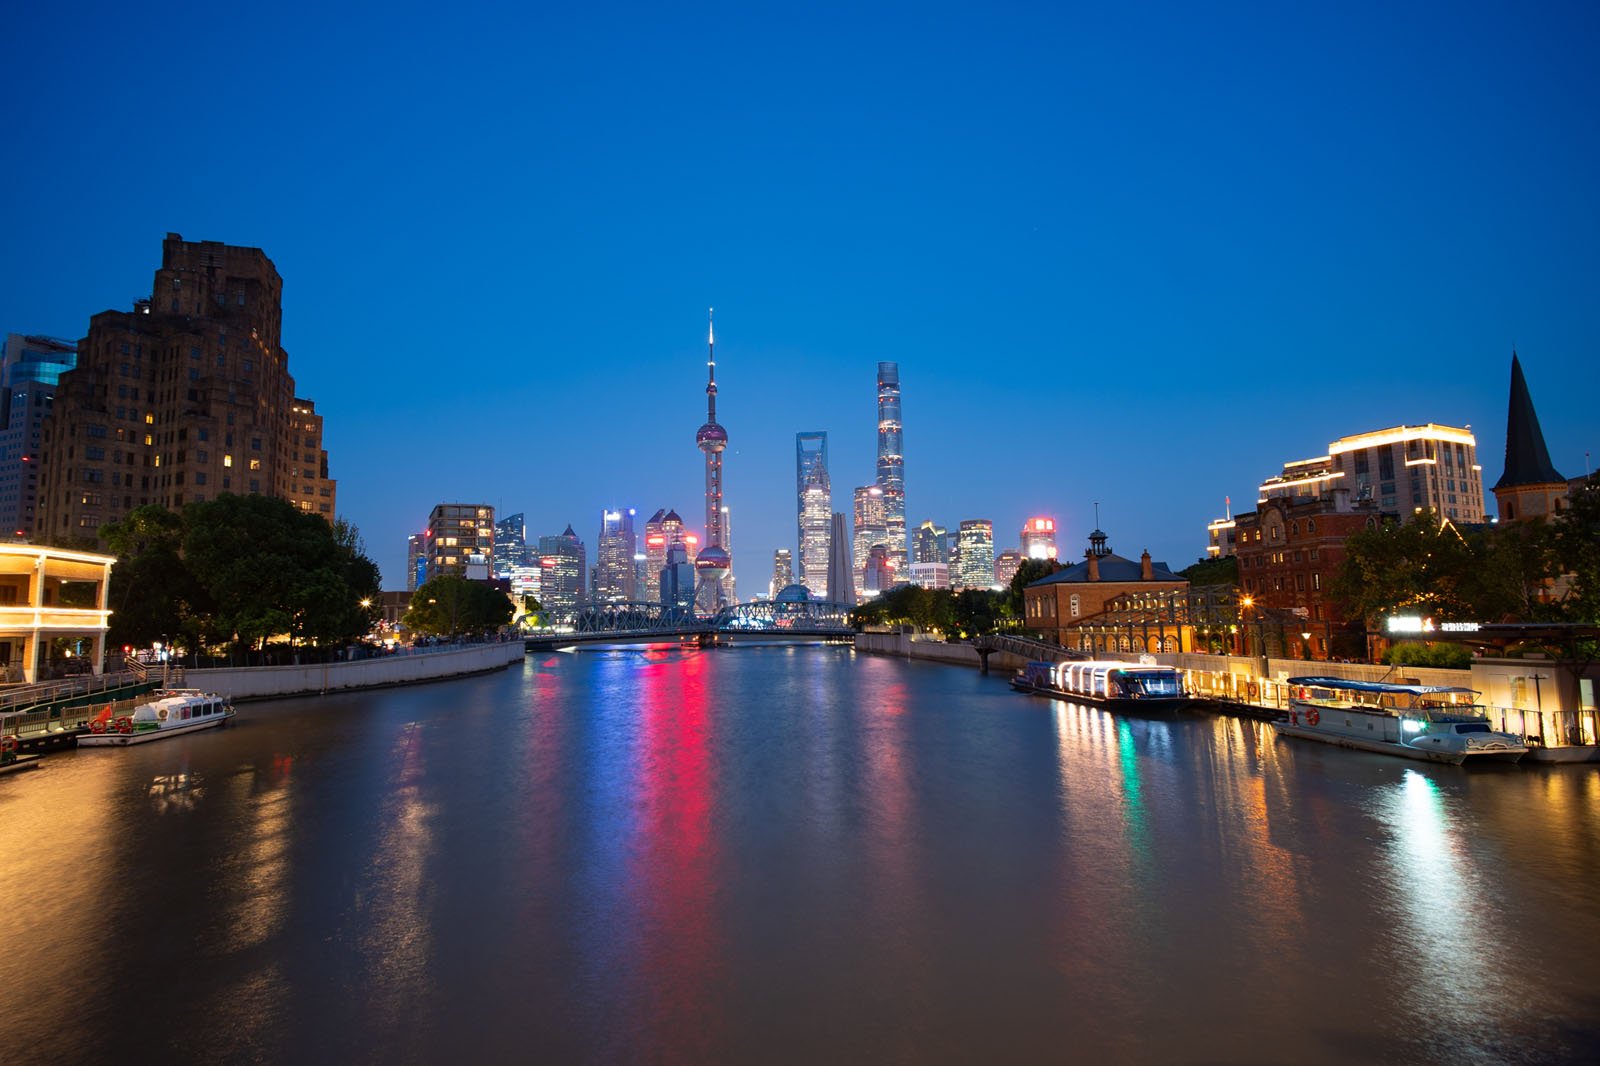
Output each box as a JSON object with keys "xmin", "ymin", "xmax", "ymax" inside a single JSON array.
[
  {"xmin": 1232, "ymin": 489, "xmax": 1389, "ymax": 659},
  {"xmin": 1023, "ymin": 528, "xmax": 1187, "ymax": 649},
  {"xmin": 37, "ymin": 234, "xmax": 334, "ymax": 542}
]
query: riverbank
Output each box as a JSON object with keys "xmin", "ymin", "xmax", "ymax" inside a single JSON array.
[{"xmin": 183, "ymin": 640, "xmax": 525, "ymax": 702}]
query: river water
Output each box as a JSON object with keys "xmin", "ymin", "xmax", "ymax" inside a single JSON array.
[{"xmin": 2, "ymin": 646, "xmax": 1597, "ymax": 1064}]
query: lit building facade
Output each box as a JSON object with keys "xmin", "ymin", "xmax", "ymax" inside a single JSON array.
[
  {"xmin": 770, "ymin": 548, "xmax": 793, "ymax": 599},
  {"xmin": 875, "ymin": 363, "xmax": 906, "ymax": 570},
  {"xmin": 0, "ymin": 542, "xmax": 114, "ymax": 682},
  {"xmin": 995, "ymin": 548, "xmax": 1024, "ymax": 587},
  {"xmin": 1205, "ymin": 503, "xmax": 1236, "ymax": 559},
  {"xmin": 913, "ymin": 520, "xmax": 949, "ymax": 565},
  {"xmin": 1023, "ymin": 529, "xmax": 1189, "ymax": 651},
  {"xmin": 406, "ymin": 533, "xmax": 426, "ymax": 591},
  {"xmin": 0, "ymin": 334, "xmax": 76, "ymax": 540},
  {"xmin": 593, "ymin": 508, "xmax": 636, "ymax": 603},
  {"xmin": 800, "ymin": 458, "xmax": 831, "ymax": 592},
  {"xmin": 796, "ymin": 431, "xmax": 828, "ymax": 584},
  {"xmin": 423, "ymin": 503, "xmax": 494, "ymax": 584},
  {"xmin": 38, "ymin": 234, "xmax": 336, "ymax": 542},
  {"xmin": 908, "ymin": 561, "xmax": 949, "ymax": 589},
  {"xmin": 1261, "ymin": 423, "xmax": 1485, "ymax": 523},
  {"xmin": 955, "ymin": 520, "xmax": 994, "ymax": 590},
  {"xmin": 1019, "ymin": 516, "xmax": 1058, "ymax": 560},
  {"xmin": 538, "ymin": 525, "xmax": 586, "ymax": 618},
  {"xmin": 852, "ymin": 484, "xmax": 887, "ymax": 597}
]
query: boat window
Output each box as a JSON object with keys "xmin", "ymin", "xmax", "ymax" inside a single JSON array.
[{"xmin": 1455, "ymin": 723, "xmax": 1491, "ymax": 733}]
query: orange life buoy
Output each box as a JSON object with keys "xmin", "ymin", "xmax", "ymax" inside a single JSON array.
[
  {"xmin": 90, "ymin": 719, "xmax": 108, "ymax": 734},
  {"xmin": 115, "ymin": 717, "xmax": 133, "ymax": 734},
  {"xmin": 0, "ymin": 735, "xmax": 16, "ymax": 753},
  {"xmin": 1307, "ymin": 709, "xmax": 1321, "ymax": 726}
]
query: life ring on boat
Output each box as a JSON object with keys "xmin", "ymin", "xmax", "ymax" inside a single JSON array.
[
  {"xmin": 1306, "ymin": 709, "xmax": 1321, "ymax": 726},
  {"xmin": 115, "ymin": 717, "xmax": 133, "ymax": 734},
  {"xmin": 0, "ymin": 735, "xmax": 16, "ymax": 753},
  {"xmin": 90, "ymin": 719, "xmax": 108, "ymax": 734},
  {"xmin": 156, "ymin": 707, "xmax": 169, "ymax": 721}
]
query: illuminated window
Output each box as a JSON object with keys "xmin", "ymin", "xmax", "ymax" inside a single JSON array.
[
  {"xmin": 223, "ymin": 455, "xmax": 233, "ymax": 467},
  {"xmin": 248, "ymin": 459, "xmax": 261, "ymax": 471},
  {"xmin": 144, "ymin": 413, "xmax": 154, "ymax": 425}
]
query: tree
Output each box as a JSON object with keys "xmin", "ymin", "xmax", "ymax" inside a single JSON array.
[
  {"xmin": 1332, "ymin": 511, "xmax": 1475, "ymax": 625},
  {"xmin": 1551, "ymin": 480, "xmax": 1600, "ymax": 621},
  {"xmin": 404, "ymin": 576, "xmax": 513, "ymax": 636},
  {"xmin": 99, "ymin": 505, "xmax": 206, "ymax": 651},
  {"xmin": 1179, "ymin": 556, "xmax": 1239, "ymax": 588},
  {"xmin": 1007, "ymin": 558, "xmax": 1061, "ymax": 619}
]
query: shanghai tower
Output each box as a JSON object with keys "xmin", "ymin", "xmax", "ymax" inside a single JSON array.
[
  {"xmin": 876, "ymin": 362, "xmax": 906, "ymax": 572},
  {"xmin": 694, "ymin": 309, "xmax": 731, "ymax": 611}
]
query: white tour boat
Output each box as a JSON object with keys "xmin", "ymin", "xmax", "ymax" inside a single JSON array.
[
  {"xmin": 1012, "ymin": 659, "xmax": 1190, "ymax": 713},
  {"xmin": 1273, "ymin": 677, "xmax": 1526, "ymax": 765},
  {"xmin": 77, "ymin": 690, "xmax": 235, "ymax": 747}
]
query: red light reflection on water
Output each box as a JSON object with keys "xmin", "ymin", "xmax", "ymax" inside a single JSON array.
[{"xmin": 629, "ymin": 649, "xmax": 725, "ymax": 1056}]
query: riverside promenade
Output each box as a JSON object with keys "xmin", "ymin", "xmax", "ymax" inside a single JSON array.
[{"xmin": 180, "ymin": 639, "xmax": 525, "ymax": 701}]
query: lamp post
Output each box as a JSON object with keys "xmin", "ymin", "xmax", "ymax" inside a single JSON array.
[{"xmin": 1301, "ymin": 630, "xmax": 1312, "ymax": 661}]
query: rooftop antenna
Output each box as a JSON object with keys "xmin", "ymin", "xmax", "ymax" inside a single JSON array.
[
  {"xmin": 1225, "ymin": 494, "xmax": 1232, "ymax": 520},
  {"xmin": 1093, "ymin": 501, "xmax": 1101, "ymax": 528}
]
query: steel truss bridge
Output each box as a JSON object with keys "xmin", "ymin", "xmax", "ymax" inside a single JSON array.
[{"xmin": 524, "ymin": 600, "xmax": 856, "ymax": 650}]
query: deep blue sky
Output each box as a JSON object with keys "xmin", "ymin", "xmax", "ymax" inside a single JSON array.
[{"xmin": 5, "ymin": 1, "xmax": 1597, "ymax": 591}]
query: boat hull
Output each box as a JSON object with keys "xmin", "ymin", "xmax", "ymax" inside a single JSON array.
[
  {"xmin": 0, "ymin": 754, "xmax": 44, "ymax": 776},
  {"xmin": 77, "ymin": 713, "xmax": 233, "ymax": 747},
  {"xmin": 1012, "ymin": 680, "xmax": 1190, "ymax": 714},
  {"xmin": 1272, "ymin": 721, "xmax": 1467, "ymax": 764}
]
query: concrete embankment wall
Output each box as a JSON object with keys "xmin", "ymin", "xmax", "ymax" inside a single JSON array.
[
  {"xmin": 854, "ymin": 632, "xmax": 1033, "ymax": 674},
  {"xmin": 183, "ymin": 642, "xmax": 525, "ymax": 701}
]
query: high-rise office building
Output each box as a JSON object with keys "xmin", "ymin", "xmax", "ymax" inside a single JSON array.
[
  {"xmin": 495, "ymin": 512, "xmax": 529, "ymax": 569},
  {"xmin": 875, "ymin": 363, "xmax": 906, "ymax": 570},
  {"xmin": 38, "ymin": 234, "xmax": 336, "ymax": 541},
  {"xmin": 693, "ymin": 311, "xmax": 731, "ymax": 613},
  {"xmin": 423, "ymin": 503, "xmax": 495, "ymax": 583},
  {"xmin": 593, "ymin": 508, "xmax": 636, "ymax": 603},
  {"xmin": 538, "ymin": 525, "xmax": 586, "ymax": 618},
  {"xmin": 908, "ymin": 561, "xmax": 949, "ymax": 589},
  {"xmin": 1019, "ymin": 517, "xmax": 1058, "ymax": 560},
  {"xmin": 642, "ymin": 508, "xmax": 669, "ymax": 602},
  {"xmin": 800, "ymin": 459, "xmax": 832, "ymax": 592},
  {"xmin": 913, "ymin": 520, "xmax": 949, "ymax": 565},
  {"xmin": 995, "ymin": 548, "xmax": 1025, "ymax": 587},
  {"xmin": 660, "ymin": 542, "xmax": 696, "ymax": 612},
  {"xmin": 770, "ymin": 548, "xmax": 793, "ymax": 599},
  {"xmin": 956, "ymin": 520, "xmax": 994, "ymax": 590},
  {"xmin": 852, "ymin": 484, "xmax": 888, "ymax": 597},
  {"xmin": 827, "ymin": 511, "xmax": 856, "ymax": 605},
  {"xmin": 796, "ymin": 431, "xmax": 828, "ymax": 579},
  {"xmin": 0, "ymin": 334, "xmax": 76, "ymax": 539}
]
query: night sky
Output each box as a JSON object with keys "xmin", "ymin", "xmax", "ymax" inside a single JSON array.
[{"xmin": 5, "ymin": 2, "xmax": 1596, "ymax": 592}]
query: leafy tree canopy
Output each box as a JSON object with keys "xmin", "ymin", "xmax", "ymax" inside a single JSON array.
[{"xmin": 403, "ymin": 575, "xmax": 513, "ymax": 636}]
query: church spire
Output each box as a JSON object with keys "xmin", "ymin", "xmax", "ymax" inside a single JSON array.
[{"xmin": 1494, "ymin": 351, "xmax": 1564, "ymax": 490}]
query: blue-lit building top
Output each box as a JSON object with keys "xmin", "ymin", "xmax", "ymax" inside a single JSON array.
[{"xmin": 1, "ymin": 334, "xmax": 78, "ymax": 539}]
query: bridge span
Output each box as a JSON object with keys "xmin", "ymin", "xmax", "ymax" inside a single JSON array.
[{"xmin": 524, "ymin": 599, "xmax": 855, "ymax": 651}]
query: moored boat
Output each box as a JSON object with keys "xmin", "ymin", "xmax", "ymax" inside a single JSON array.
[
  {"xmin": 1012, "ymin": 659, "xmax": 1189, "ymax": 712},
  {"xmin": 77, "ymin": 690, "xmax": 234, "ymax": 747},
  {"xmin": 1273, "ymin": 677, "xmax": 1526, "ymax": 765}
]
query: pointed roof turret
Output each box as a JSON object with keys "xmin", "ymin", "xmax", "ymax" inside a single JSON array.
[{"xmin": 1494, "ymin": 352, "xmax": 1565, "ymax": 489}]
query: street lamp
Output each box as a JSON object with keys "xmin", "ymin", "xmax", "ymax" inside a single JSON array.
[{"xmin": 1301, "ymin": 630, "xmax": 1312, "ymax": 661}]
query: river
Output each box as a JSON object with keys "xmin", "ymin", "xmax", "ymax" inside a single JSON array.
[{"xmin": 2, "ymin": 645, "xmax": 1597, "ymax": 1064}]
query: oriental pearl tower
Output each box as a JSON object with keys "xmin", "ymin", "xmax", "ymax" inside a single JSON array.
[{"xmin": 694, "ymin": 308, "xmax": 731, "ymax": 612}]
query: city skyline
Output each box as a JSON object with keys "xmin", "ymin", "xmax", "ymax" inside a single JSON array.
[{"xmin": 3, "ymin": 4, "xmax": 1596, "ymax": 595}]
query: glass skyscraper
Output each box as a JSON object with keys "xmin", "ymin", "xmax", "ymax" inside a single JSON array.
[
  {"xmin": 875, "ymin": 363, "xmax": 906, "ymax": 571},
  {"xmin": 956, "ymin": 519, "xmax": 994, "ymax": 591}
]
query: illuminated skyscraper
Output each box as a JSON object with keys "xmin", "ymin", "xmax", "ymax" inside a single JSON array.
[
  {"xmin": 694, "ymin": 310, "xmax": 731, "ymax": 612},
  {"xmin": 1020, "ymin": 516, "xmax": 1058, "ymax": 560},
  {"xmin": 796, "ymin": 431, "xmax": 828, "ymax": 579},
  {"xmin": 0, "ymin": 333, "xmax": 75, "ymax": 540},
  {"xmin": 720, "ymin": 504, "xmax": 737, "ymax": 604},
  {"xmin": 852, "ymin": 484, "xmax": 888, "ymax": 597},
  {"xmin": 406, "ymin": 533, "xmax": 426, "ymax": 592},
  {"xmin": 913, "ymin": 520, "xmax": 949, "ymax": 565},
  {"xmin": 956, "ymin": 519, "xmax": 994, "ymax": 590},
  {"xmin": 423, "ymin": 503, "xmax": 494, "ymax": 584},
  {"xmin": 538, "ymin": 525, "xmax": 585, "ymax": 618},
  {"xmin": 593, "ymin": 508, "xmax": 636, "ymax": 603},
  {"xmin": 875, "ymin": 362, "xmax": 906, "ymax": 570},
  {"xmin": 800, "ymin": 459, "xmax": 832, "ymax": 592},
  {"xmin": 995, "ymin": 548, "xmax": 1024, "ymax": 587},
  {"xmin": 770, "ymin": 548, "xmax": 793, "ymax": 598}
]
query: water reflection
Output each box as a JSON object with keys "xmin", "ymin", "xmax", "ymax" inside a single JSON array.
[{"xmin": 147, "ymin": 768, "xmax": 204, "ymax": 814}]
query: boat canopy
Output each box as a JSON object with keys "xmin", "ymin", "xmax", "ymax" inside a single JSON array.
[{"xmin": 1287, "ymin": 677, "xmax": 1479, "ymax": 697}]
